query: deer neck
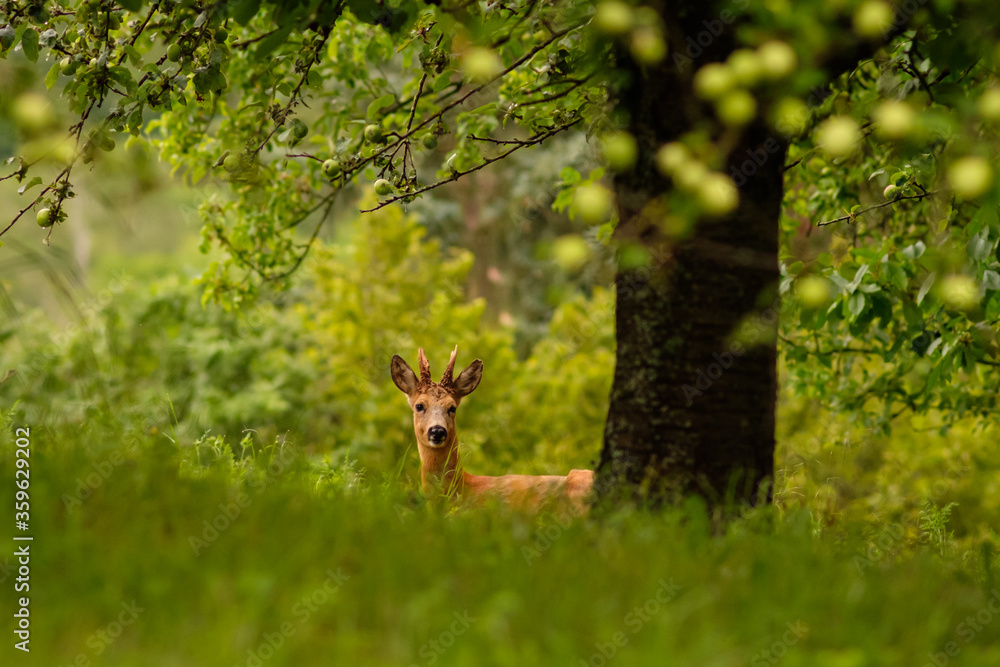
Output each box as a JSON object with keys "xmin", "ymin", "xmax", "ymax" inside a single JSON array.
[{"xmin": 417, "ymin": 436, "xmax": 466, "ymax": 496}]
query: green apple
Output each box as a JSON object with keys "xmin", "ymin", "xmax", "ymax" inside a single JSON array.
[
  {"xmin": 223, "ymin": 154, "xmax": 242, "ymax": 172},
  {"xmin": 796, "ymin": 276, "xmax": 834, "ymax": 309},
  {"xmin": 601, "ymin": 132, "xmax": 637, "ymax": 171},
  {"xmin": 462, "ymin": 47, "xmax": 503, "ymax": 83},
  {"xmin": 771, "ymin": 97, "xmax": 809, "ymax": 137},
  {"xmin": 716, "ymin": 90, "xmax": 757, "ymax": 127},
  {"xmin": 693, "ymin": 63, "xmax": 735, "ymax": 100},
  {"xmin": 874, "ymin": 100, "xmax": 915, "ymax": 139},
  {"xmin": 938, "ymin": 275, "xmax": 979, "ymax": 311},
  {"xmin": 853, "ymin": 1, "xmax": 895, "ymax": 39},
  {"xmin": 374, "ymin": 178, "xmax": 393, "ymax": 196},
  {"xmin": 697, "ymin": 173, "xmax": 739, "ymax": 216},
  {"xmin": 883, "ymin": 184, "xmax": 900, "ymax": 199},
  {"xmin": 364, "ymin": 124, "xmax": 385, "ymax": 143},
  {"xmin": 167, "ymin": 43, "xmax": 182, "ymax": 62},
  {"xmin": 322, "ymin": 159, "xmax": 341, "ymax": 178},
  {"xmin": 629, "ymin": 27, "xmax": 666, "ymax": 65},
  {"xmin": 674, "ymin": 159, "xmax": 708, "ymax": 192},
  {"xmin": 977, "ymin": 88, "xmax": 1000, "ymax": 122},
  {"xmin": 12, "ymin": 93, "xmax": 56, "ymax": 134},
  {"xmin": 816, "ymin": 116, "xmax": 861, "ymax": 158},
  {"xmin": 757, "ymin": 41, "xmax": 797, "ymax": 80},
  {"xmin": 574, "ymin": 184, "xmax": 613, "ymax": 223},
  {"xmin": 655, "ymin": 143, "xmax": 690, "ymax": 176},
  {"xmin": 947, "ymin": 156, "xmax": 993, "ymax": 199},
  {"xmin": 593, "ymin": 1, "xmax": 633, "ymax": 36},
  {"xmin": 552, "ymin": 235, "xmax": 591, "ymax": 271},
  {"xmin": 215, "ymin": 27, "xmax": 229, "ymax": 43},
  {"xmin": 727, "ymin": 49, "xmax": 762, "ymax": 87},
  {"xmin": 36, "ymin": 208, "xmax": 52, "ymax": 228},
  {"xmin": 422, "ymin": 134, "xmax": 438, "ymax": 149}
]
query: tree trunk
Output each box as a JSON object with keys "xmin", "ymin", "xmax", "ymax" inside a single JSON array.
[{"xmin": 596, "ymin": 4, "xmax": 787, "ymax": 508}]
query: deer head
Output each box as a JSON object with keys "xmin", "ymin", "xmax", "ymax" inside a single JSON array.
[{"xmin": 390, "ymin": 346, "xmax": 483, "ymax": 452}]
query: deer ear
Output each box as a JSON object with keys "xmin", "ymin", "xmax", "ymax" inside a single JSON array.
[
  {"xmin": 391, "ymin": 355, "xmax": 418, "ymax": 395},
  {"xmin": 453, "ymin": 359, "xmax": 483, "ymax": 398}
]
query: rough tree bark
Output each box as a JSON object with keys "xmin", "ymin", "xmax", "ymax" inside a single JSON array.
[{"xmin": 596, "ymin": 3, "xmax": 787, "ymax": 507}]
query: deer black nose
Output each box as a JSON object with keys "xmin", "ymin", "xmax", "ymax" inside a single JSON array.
[{"xmin": 428, "ymin": 426, "xmax": 447, "ymax": 445}]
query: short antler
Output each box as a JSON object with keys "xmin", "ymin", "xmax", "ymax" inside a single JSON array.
[
  {"xmin": 440, "ymin": 345, "xmax": 459, "ymax": 387},
  {"xmin": 417, "ymin": 348, "xmax": 432, "ymax": 386}
]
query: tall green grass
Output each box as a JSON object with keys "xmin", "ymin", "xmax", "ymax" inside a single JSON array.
[{"xmin": 2, "ymin": 411, "xmax": 999, "ymax": 666}]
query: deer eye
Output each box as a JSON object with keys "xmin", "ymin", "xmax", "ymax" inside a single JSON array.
[
  {"xmin": 448, "ymin": 406, "xmax": 456, "ymax": 414},
  {"xmin": 415, "ymin": 403, "xmax": 425, "ymax": 412}
]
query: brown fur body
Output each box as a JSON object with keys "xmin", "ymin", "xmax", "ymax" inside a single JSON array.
[{"xmin": 391, "ymin": 347, "xmax": 594, "ymax": 515}]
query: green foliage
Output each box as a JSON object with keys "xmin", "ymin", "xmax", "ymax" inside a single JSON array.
[
  {"xmin": 0, "ymin": 204, "xmax": 610, "ymax": 477},
  {"xmin": 1, "ymin": 0, "xmax": 599, "ymax": 302},
  {"xmin": 768, "ymin": 3, "xmax": 1000, "ymax": 436}
]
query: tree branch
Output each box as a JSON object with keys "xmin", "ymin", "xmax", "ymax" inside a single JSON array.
[
  {"xmin": 815, "ymin": 190, "xmax": 940, "ymax": 227},
  {"xmin": 360, "ymin": 117, "xmax": 582, "ymax": 213}
]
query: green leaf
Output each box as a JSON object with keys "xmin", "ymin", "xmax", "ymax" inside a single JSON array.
[
  {"xmin": 367, "ymin": 93, "xmax": 395, "ymax": 122},
  {"xmin": 0, "ymin": 25, "xmax": 16, "ymax": 52},
  {"xmin": 917, "ymin": 272, "xmax": 936, "ymax": 305},
  {"xmin": 884, "ymin": 262, "xmax": 908, "ymax": 291},
  {"xmin": 903, "ymin": 300, "xmax": 922, "ymax": 327},
  {"xmin": 846, "ymin": 264, "xmax": 869, "ymax": 293},
  {"xmin": 16, "ymin": 176, "xmax": 42, "ymax": 195},
  {"xmin": 925, "ymin": 336, "xmax": 944, "ymax": 357},
  {"xmin": 847, "ymin": 292, "xmax": 866, "ymax": 318},
  {"xmin": 432, "ymin": 72, "xmax": 454, "ymax": 93},
  {"xmin": 45, "ymin": 62, "xmax": 60, "ymax": 89},
  {"xmin": 119, "ymin": 0, "xmax": 143, "ymax": 10},
  {"xmin": 560, "ymin": 167, "xmax": 580, "ymax": 185},
  {"xmin": 986, "ymin": 291, "xmax": 1000, "ymax": 320},
  {"xmin": 254, "ymin": 25, "xmax": 292, "ymax": 61},
  {"xmin": 21, "ymin": 28, "xmax": 38, "ymax": 62},
  {"xmin": 982, "ymin": 270, "xmax": 1000, "ymax": 291},
  {"xmin": 232, "ymin": 0, "xmax": 260, "ymax": 25},
  {"xmin": 967, "ymin": 232, "xmax": 992, "ymax": 261},
  {"xmin": 901, "ymin": 241, "xmax": 925, "ymax": 260},
  {"xmin": 124, "ymin": 45, "xmax": 142, "ymax": 66}
]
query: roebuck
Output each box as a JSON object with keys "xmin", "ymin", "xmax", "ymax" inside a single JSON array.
[{"xmin": 391, "ymin": 346, "xmax": 594, "ymax": 514}]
